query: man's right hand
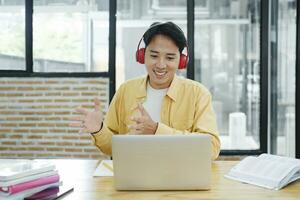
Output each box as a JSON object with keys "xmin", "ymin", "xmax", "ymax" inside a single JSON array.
[{"xmin": 69, "ymin": 98, "xmax": 104, "ymax": 134}]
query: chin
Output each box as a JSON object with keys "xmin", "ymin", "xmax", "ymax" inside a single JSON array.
[
  {"xmin": 149, "ymin": 73, "xmax": 171, "ymax": 86},
  {"xmin": 154, "ymin": 80, "xmax": 170, "ymax": 88},
  {"xmin": 153, "ymin": 76, "xmax": 167, "ymax": 82}
]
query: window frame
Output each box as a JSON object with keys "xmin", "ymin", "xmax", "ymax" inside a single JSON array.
[{"xmin": 296, "ymin": 0, "xmax": 300, "ymax": 158}]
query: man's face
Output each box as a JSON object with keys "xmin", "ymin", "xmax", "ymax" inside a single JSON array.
[{"xmin": 144, "ymin": 34, "xmax": 180, "ymax": 89}]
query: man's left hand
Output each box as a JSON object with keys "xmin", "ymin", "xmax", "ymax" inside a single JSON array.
[{"xmin": 128, "ymin": 103, "xmax": 158, "ymax": 134}]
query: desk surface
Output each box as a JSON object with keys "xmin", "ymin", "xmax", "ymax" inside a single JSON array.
[{"xmin": 49, "ymin": 159, "xmax": 300, "ymax": 200}]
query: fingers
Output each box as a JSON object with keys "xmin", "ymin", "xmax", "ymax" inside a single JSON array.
[
  {"xmin": 69, "ymin": 122, "xmax": 82, "ymax": 127},
  {"xmin": 69, "ymin": 116, "xmax": 85, "ymax": 121},
  {"xmin": 79, "ymin": 127, "xmax": 90, "ymax": 133},
  {"xmin": 137, "ymin": 103, "xmax": 147, "ymax": 116},
  {"xmin": 131, "ymin": 130, "xmax": 142, "ymax": 134},
  {"xmin": 128, "ymin": 115, "xmax": 143, "ymax": 134},
  {"xmin": 69, "ymin": 115, "xmax": 85, "ymax": 128},
  {"xmin": 70, "ymin": 122, "xmax": 89, "ymax": 133},
  {"xmin": 72, "ymin": 123, "xmax": 97, "ymax": 134},
  {"xmin": 94, "ymin": 98, "xmax": 101, "ymax": 111},
  {"xmin": 70, "ymin": 101, "xmax": 101, "ymax": 134},
  {"xmin": 130, "ymin": 116, "xmax": 144, "ymax": 123},
  {"xmin": 128, "ymin": 124, "xmax": 143, "ymax": 132},
  {"xmin": 130, "ymin": 103, "xmax": 149, "ymax": 117},
  {"xmin": 75, "ymin": 108, "xmax": 88, "ymax": 115}
]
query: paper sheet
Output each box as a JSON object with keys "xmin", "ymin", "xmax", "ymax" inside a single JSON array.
[{"xmin": 93, "ymin": 160, "xmax": 113, "ymax": 177}]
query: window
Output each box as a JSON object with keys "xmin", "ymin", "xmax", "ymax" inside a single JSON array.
[
  {"xmin": 116, "ymin": 0, "xmax": 187, "ymax": 89},
  {"xmin": 0, "ymin": 0, "xmax": 25, "ymax": 70},
  {"xmin": 194, "ymin": 0, "xmax": 261, "ymax": 150},
  {"xmin": 33, "ymin": 0, "xmax": 109, "ymax": 72},
  {"xmin": 270, "ymin": 0, "xmax": 296, "ymax": 157}
]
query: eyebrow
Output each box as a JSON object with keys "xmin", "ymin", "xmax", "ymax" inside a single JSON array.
[{"xmin": 149, "ymin": 50, "xmax": 176, "ymax": 56}]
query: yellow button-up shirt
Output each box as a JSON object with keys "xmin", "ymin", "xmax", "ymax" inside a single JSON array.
[{"xmin": 92, "ymin": 75, "xmax": 221, "ymax": 160}]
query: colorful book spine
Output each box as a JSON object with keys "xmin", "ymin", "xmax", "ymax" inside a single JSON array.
[{"xmin": 0, "ymin": 175, "xmax": 59, "ymax": 195}]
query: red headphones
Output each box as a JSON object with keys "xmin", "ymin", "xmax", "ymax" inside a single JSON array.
[{"xmin": 135, "ymin": 23, "xmax": 189, "ymax": 70}]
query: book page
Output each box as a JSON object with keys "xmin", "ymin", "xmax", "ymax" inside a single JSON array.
[
  {"xmin": 259, "ymin": 153, "xmax": 300, "ymax": 165},
  {"xmin": 231, "ymin": 155, "xmax": 300, "ymax": 182},
  {"xmin": 256, "ymin": 154, "xmax": 300, "ymax": 181},
  {"xmin": 226, "ymin": 154, "xmax": 300, "ymax": 189}
]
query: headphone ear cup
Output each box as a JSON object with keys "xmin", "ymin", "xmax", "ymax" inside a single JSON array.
[
  {"xmin": 178, "ymin": 54, "xmax": 188, "ymax": 69},
  {"xmin": 136, "ymin": 48, "xmax": 145, "ymax": 64}
]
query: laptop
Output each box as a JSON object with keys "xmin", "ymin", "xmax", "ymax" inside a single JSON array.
[{"xmin": 112, "ymin": 134, "xmax": 211, "ymax": 190}]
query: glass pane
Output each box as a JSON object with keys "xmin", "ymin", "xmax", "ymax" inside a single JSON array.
[
  {"xmin": 33, "ymin": 0, "xmax": 109, "ymax": 72},
  {"xmin": 195, "ymin": 0, "xmax": 261, "ymax": 150},
  {"xmin": 274, "ymin": 0, "xmax": 296, "ymax": 157},
  {"xmin": 0, "ymin": 1, "xmax": 25, "ymax": 70},
  {"xmin": 116, "ymin": 0, "xmax": 187, "ymax": 89}
]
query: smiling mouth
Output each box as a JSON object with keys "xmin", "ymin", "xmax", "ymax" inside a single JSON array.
[{"xmin": 153, "ymin": 70, "xmax": 167, "ymax": 78}]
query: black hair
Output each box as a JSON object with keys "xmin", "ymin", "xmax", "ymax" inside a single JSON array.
[{"xmin": 143, "ymin": 22, "xmax": 187, "ymax": 53}]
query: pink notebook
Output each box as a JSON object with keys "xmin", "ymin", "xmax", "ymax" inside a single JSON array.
[{"xmin": 0, "ymin": 175, "xmax": 60, "ymax": 195}]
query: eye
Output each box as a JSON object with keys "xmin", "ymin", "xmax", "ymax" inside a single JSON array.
[
  {"xmin": 167, "ymin": 57, "xmax": 175, "ymax": 61},
  {"xmin": 150, "ymin": 55, "xmax": 158, "ymax": 58}
]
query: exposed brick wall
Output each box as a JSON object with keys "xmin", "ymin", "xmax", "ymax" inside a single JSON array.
[{"xmin": 0, "ymin": 77, "xmax": 110, "ymax": 159}]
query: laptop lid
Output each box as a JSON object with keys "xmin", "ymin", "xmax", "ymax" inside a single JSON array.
[{"xmin": 112, "ymin": 135, "xmax": 211, "ymax": 190}]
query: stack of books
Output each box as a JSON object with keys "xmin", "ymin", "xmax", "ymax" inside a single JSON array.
[{"xmin": 0, "ymin": 159, "xmax": 61, "ymax": 200}]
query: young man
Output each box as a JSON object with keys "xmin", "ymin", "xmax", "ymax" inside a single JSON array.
[{"xmin": 70, "ymin": 22, "xmax": 220, "ymax": 160}]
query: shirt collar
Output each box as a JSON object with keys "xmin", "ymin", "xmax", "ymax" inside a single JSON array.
[
  {"xmin": 137, "ymin": 74, "xmax": 180, "ymax": 102},
  {"xmin": 136, "ymin": 75, "xmax": 148, "ymax": 99},
  {"xmin": 166, "ymin": 74, "xmax": 180, "ymax": 102}
]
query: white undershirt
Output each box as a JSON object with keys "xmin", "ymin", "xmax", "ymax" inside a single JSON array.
[{"xmin": 143, "ymin": 82, "xmax": 168, "ymax": 123}]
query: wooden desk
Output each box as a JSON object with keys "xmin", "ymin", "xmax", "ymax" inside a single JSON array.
[{"xmin": 49, "ymin": 160, "xmax": 300, "ymax": 200}]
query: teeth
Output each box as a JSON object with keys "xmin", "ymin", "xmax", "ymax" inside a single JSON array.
[{"xmin": 154, "ymin": 71, "xmax": 166, "ymax": 76}]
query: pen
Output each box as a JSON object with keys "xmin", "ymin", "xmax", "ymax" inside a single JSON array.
[
  {"xmin": 103, "ymin": 162, "xmax": 113, "ymax": 172},
  {"xmin": 57, "ymin": 187, "xmax": 74, "ymax": 199}
]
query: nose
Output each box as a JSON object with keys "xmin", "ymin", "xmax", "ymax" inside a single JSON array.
[{"xmin": 156, "ymin": 58, "xmax": 167, "ymax": 69}]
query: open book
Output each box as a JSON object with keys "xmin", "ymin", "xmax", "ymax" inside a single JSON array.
[{"xmin": 225, "ymin": 154, "xmax": 300, "ymax": 190}]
